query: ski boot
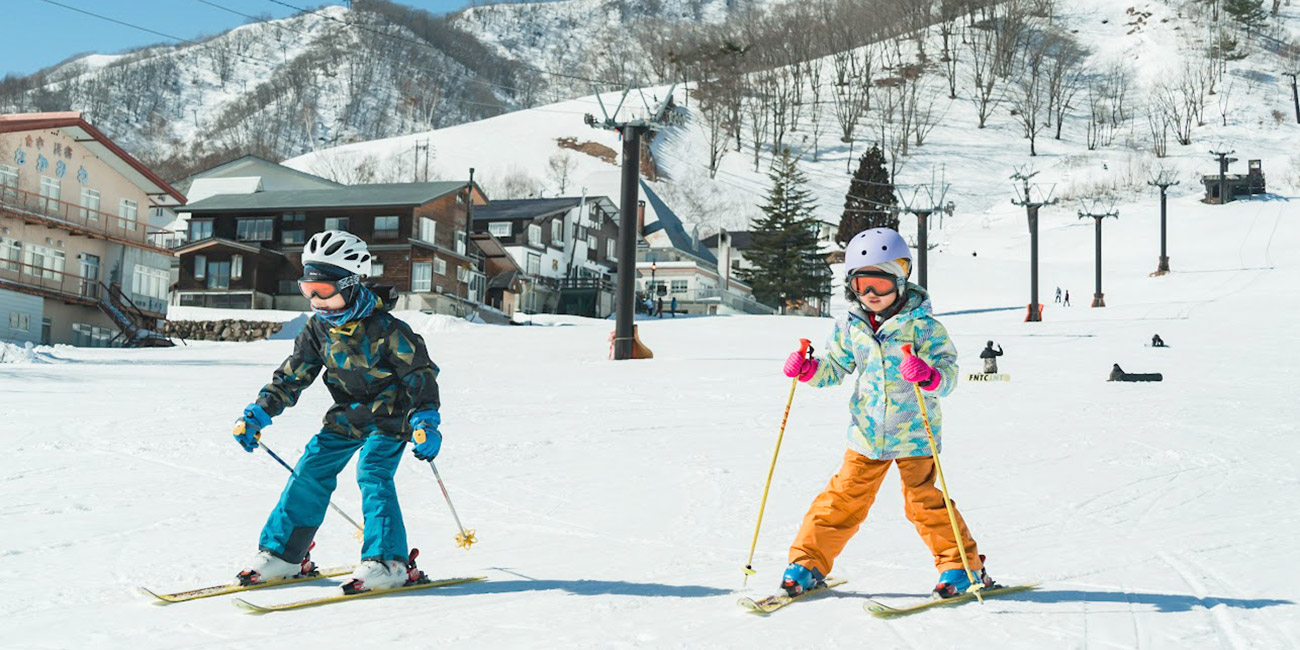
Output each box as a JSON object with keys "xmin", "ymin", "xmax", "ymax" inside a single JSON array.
[
  {"xmin": 342, "ymin": 548, "xmax": 426, "ymax": 595},
  {"xmin": 780, "ymin": 562, "xmax": 826, "ymax": 597},
  {"xmin": 932, "ymin": 555, "xmax": 995, "ymax": 599},
  {"xmin": 237, "ymin": 543, "xmax": 317, "ymax": 586}
]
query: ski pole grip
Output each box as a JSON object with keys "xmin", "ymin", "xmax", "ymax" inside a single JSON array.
[
  {"xmin": 798, "ymin": 338, "xmax": 812, "ymax": 358},
  {"xmin": 902, "ymin": 343, "xmax": 913, "ymax": 357}
]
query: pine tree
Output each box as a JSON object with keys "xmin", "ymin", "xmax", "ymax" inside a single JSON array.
[
  {"xmin": 740, "ymin": 149, "xmax": 831, "ymax": 313},
  {"xmin": 1224, "ymin": 0, "xmax": 1269, "ymax": 32},
  {"xmin": 836, "ymin": 144, "xmax": 899, "ymax": 247}
]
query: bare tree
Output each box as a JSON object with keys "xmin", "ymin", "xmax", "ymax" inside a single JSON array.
[
  {"xmin": 804, "ymin": 57, "xmax": 826, "ymax": 161},
  {"xmin": 831, "ymin": 44, "xmax": 875, "ymax": 144},
  {"xmin": 1217, "ymin": 77, "xmax": 1236, "ymax": 126},
  {"xmin": 1147, "ymin": 110, "xmax": 1169, "ymax": 158},
  {"xmin": 694, "ymin": 80, "xmax": 734, "ymax": 179},
  {"xmin": 938, "ymin": 19, "xmax": 963, "ymax": 99},
  {"xmin": 547, "ymin": 150, "xmax": 578, "ymax": 194},
  {"xmin": 1042, "ymin": 32, "xmax": 1088, "ymax": 140},
  {"xmin": 1008, "ymin": 42, "xmax": 1049, "ymax": 155},
  {"xmin": 966, "ymin": 24, "xmax": 1003, "ymax": 128},
  {"xmin": 744, "ymin": 87, "xmax": 771, "ymax": 172},
  {"xmin": 1153, "ymin": 80, "xmax": 1195, "ymax": 146}
]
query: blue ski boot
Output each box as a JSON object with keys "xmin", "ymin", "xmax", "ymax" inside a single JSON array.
[
  {"xmin": 780, "ymin": 563, "xmax": 825, "ymax": 597},
  {"xmin": 932, "ymin": 556, "xmax": 995, "ymax": 599}
]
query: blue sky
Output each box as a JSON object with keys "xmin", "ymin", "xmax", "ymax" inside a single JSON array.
[{"xmin": 7, "ymin": 0, "xmax": 477, "ymax": 77}]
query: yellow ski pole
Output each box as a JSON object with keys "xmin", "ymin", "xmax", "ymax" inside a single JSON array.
[
  {"xmin": 901, "ymin": 344, "xmax": 983, "ymax": 602},
  {"xmin": 742, "ymin": 338, "xmax": 813, "ymax": 587}
]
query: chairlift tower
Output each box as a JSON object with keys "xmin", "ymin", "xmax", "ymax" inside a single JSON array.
[
  {"xmin": 899, "ymin": 174, "xmax": 955, "ymax": 289},
  {"xmin": 1147, "ymin": 169, "xmax": 1180, "ymax": 275},
  {"xmin": 585, "ymin": 84, "xmax": 679, "ymax": 360},
  {"xmin": 1010, "ymin": 168, "xmax": 1058, "ymax": 322},
  {"xmin": 1077, "ymin": 200, "xmax": 1120, "ymax": 307}
]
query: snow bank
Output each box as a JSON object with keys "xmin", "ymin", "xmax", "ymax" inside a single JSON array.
[
  {"xmin": 0, "ymin": 342, "xmax": 64, "ymax": 364},
  {"xmin": 166, "ymin": 306, "xmax": 308, "ymax": 323}
]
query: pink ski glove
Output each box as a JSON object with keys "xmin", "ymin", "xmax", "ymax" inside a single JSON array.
[
  {"xmin": 783, "ymin": 350, "xmax": 818, "ymax": 382},
  {"xmin": 900, "ymin": 352, "xmax": 942, "ymax": 391},
  {"xmin": 782, "ymin": 339, "xmax": 817, "ymax": 382}
]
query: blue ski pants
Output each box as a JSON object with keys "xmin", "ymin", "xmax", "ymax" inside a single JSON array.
[{"xmin": 259, "ymin": 431, "xmax": 408, "ymax": 563}]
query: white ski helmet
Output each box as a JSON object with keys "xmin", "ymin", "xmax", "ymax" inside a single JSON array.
[
  {"xmin": 302, "ymin": 229, "xmax": 372, "ymax": 277},
  {"xmin": 844, "ymin": 228, "xmax": 912, "ymax": 277}
]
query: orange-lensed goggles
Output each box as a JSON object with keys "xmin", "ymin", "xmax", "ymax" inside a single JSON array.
[
  {"xmin": 848, "ymin": 271, "xmax": 900, "ymax": 296},
  {"xmin": 298, "ymin": 275, "xmax": 359, "ymax": 299}
]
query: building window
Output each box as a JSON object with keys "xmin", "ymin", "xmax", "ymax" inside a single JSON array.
[
  {"xmin": 551, "ymin": 219, "xmax": 563, "ymax": 244},
  {"xmin": 434, "ymin": 258, "xmax": 447, "ymax": 276},
  {"xmin": 526, "ymin": 252, "xmax": 541, "ymax": 275},
  {"xmin": 231, "ymin": 254, "xmax": 243, "ymax": 281},
  {"xmin": 371, "ymin": 260, "xmax": 384, "ymax": 277},
  {"xmin": 412, "ymin": 262, "xmax": 432, "ymax": 292},
  {"xmin": 281, "ymin": 212, "xmax": 305, "ymax": 224},
  {"xmin": 325, "ymin": 217, "xmax": 349, "ymax": 231},
  {"xmin": 488, "ymin": 222, "xmax": 511, "ymax": 238},
  {"xmin": 189, "ymin": 219, "xmax": 213, "ymax": 242},
  {"xmin": 118, "ymin": 199, "xmax": 138, "ymax": 231},
  {"xmin": 587, "ymin": 235, "xmax": 597, "ymax": 252},
  {"xmin": 0, "ymin": 164, "xmax": 17, "ymax": 200},
  {"xmin": 9, "ymin": 312, "xmax": 30, "ymax": 332},
  {"xmin": 527, "ymin": 224, "xmax": 542, "ymax": 247},
  {"xmin": 0, "ymin": 237, "xmax": 21, "ymax": 272},
  {"xmin": 132, "ymin": 266, "xmax": 169, "ymax": 301},
  {"xmin": 194, "ymin": 254, "xmax": 206, "ymax": 279},
  {"xmin": 236, "ymin": 217, "xmax": 273, "ymax": 241},
  {"xmin": 72, "ymin": 323, "xmax": 114, "ymax": 348},
  {"xmin": 282, "ymin": 229, "xmax": 304, "ymax": 245},
  {"xmin": 455, "ymin": 229, "xmax": 466, "ymax": 255},
  {"xmin": 671, "ymin": 280, "xmax": 689, "ymax": 294},
  {"xmin": 207, "ymin": 261, "xmax": 230, "ymax": 289},
  {"xmin": 606, "ymin": 239, "xmax": 616, "ymax": 261},
  {"xmin": 375, "ymin": 216, "xmax": 400, "ymax": 238},
  {"xmin": 456, "ymin": 265, "xmax": 468, "ymax": 282},
  {"xmin": 40, "ymin": 176, "xmax": 61, "ymax": 211},
  {"xmin": 23, "ymin": 244, "xmax": 65, "ymax": 280},
  {"xmin": 419, "ymin": 217, "xmax": 436, "ymax": 244},
  {"xmin": 278, "ymin": 279, "xmax": 297, "ymax": 295},
  {"xmin": 80, "ymin": 188, "xmax": 100, "ymax": 220}
]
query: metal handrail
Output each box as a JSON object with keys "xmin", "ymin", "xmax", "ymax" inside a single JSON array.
[
  {"xmin": 0, "ymin": 183, "xmax": 151, "ymax": 245},
  {"xmin": 0, "ymin": 259, "xmax": 98, "ymax": 301}
]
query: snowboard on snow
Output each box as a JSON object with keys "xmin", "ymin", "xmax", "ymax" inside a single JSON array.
[
  {"xmin": 965, "ymin": 373, "xmax": 1010, "ymax": 382},
  {"xmin": 737, "ymin": 577, "xmax": 847, "ymax": 614},
  {"xmin": 864, "ymin": 583, "xmax": 1037, "ymax": 618}
]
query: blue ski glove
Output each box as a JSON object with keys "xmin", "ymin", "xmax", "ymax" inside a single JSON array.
[
  {"xmin": 410, "ymin": 410, "xmax": 442, "ymax": 461},
  {"xmin": 234, "ymin": 404, "xmax": 272, "ymax": 452}
]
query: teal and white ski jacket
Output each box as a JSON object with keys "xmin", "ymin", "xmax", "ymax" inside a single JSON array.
[{"xmin": 807, "ymin": 285, "xmax": 959, "ymax": 460}]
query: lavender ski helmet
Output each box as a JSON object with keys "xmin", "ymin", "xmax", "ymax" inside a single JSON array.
[{"xmin": 844, "ymin": 228, "xmax": 912, "ymax": 276}]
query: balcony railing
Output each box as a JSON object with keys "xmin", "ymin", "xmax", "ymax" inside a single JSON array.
[
  {"xmin": 1, "ymin": 183, "xmax": 151, "ymax": 246},
  {"xmin": 0, "ymin": 259, "xmax": 99, "ymax": 303}
]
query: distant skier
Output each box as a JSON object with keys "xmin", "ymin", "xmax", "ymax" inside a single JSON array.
[
  {"xmin": 657, "ymin": 296, "xmax": 665, "ymax": 318},
  {"xmin": 1055, "ymin": 287, "xmax": 1062, "ymax": 304},
  {"xmin": 1108, "ymin": 363, "xmax": 1126, "ymax": 381},
  {"xmin": 671, "ymin": 296, "xmax": 678, "ymax": 317},
  {"xmin": 779, "ymin": 228, "xmax": 996, "ymax": 600},
  {"xmin": 1151, "ymin": 334, "xmax": 1166, "ymax": 347},
  {"xmin": 980, "ymin": 340, "xmax": 1004, "ymax": 374},
  {"xmin": 1063, "ymin": 290, "xmax": 1071, "ymax": 307},
  {"xmin": 232, "ymin": 231, "xmax": 444, "ymax": 595}
]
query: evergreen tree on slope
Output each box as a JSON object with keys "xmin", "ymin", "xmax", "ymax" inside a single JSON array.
[
  {"xmin": 836, "ymin": 144, "xmax": 899, "ymax": 247},
  {"xmin": 741, "ymin": 149, "xmax": 830, "ymax": 313}
]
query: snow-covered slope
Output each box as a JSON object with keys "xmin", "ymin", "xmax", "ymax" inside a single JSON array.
[{"xmin": 3, "ymin": 170, "xmax": 1298, "ymax": 647}]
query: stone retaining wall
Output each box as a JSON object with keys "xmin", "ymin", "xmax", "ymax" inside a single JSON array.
[{"xmin": 162, "ymin": 319, "xmax": 285, "ymax": 342}]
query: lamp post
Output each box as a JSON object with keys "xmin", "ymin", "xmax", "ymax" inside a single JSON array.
[{"xmin": 650, "ymin": 261, "xmax": 657, "ymax": 295}]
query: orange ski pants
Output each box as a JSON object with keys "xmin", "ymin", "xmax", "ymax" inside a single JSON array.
[{"xmin": 788, "ymin": 449, "xmax": 981, "ymax": 576}]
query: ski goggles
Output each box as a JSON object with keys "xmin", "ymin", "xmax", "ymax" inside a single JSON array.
[
  {"xmin": 847, "ymin": 271, "xmax": 901, "ymax": 296},
  {"xmin": 298, "ymin": 274, "xmax": 360, "ymax": 299}
]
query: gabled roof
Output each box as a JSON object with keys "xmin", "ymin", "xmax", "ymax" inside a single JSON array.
[
  {"xmin": 184, "ymin": 154, "xmax": 343, "ymax": 191},
  {"xmin": 639, "ymin": 181, "xmax": 716, "ymax": 265},
  {"xmin": 472, "ymin": 197, "xmax": 580, "ymax": 222},
  {"xmin": 0, "ymin": 112, "xmax": 185, "ymax": 204},
  {"xmin": 701, "ymin": 231, "xmax": 753, "ymax": 250},
  {"xmin": 184, "ymin": 181, "xmax": 477, "ymax": 212},
  {"xmin": 471, "ymin": 196, "xmax": 620, "ymax": 223}
]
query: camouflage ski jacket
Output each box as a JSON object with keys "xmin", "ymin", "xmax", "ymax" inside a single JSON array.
[
  {"xmin": 254, "ymin": 301, "xmax": 439, "ymax": 441},
  {"xmin": 807, "ymin": 285, "xmax": 959, "ymax": 460}
]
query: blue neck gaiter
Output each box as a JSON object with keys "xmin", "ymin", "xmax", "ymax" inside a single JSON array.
[{"xmin": 314, "ymin": 284, "xmax": 378, "ymax": 328}]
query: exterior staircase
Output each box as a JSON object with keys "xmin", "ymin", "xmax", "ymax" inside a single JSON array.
[{"xmin": 97, "ymin": 282, "xmax": 174, "ymax": 348}]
